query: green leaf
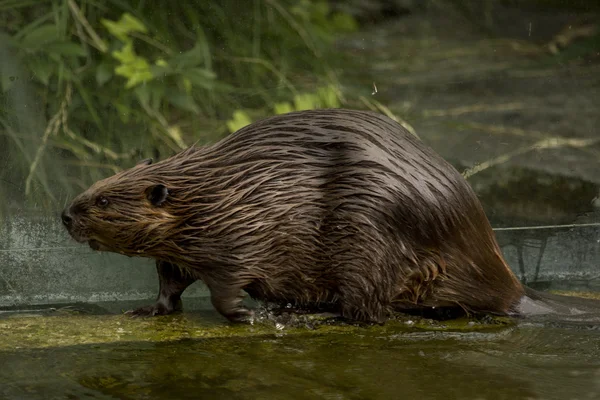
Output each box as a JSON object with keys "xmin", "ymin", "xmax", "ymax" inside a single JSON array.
[
  {"xmin": 44, "ymin": 42, "xmax": 87, "ymax": 57},
  {"xmin": 167, "ymin": 92, "xmax": 200, "ymax": 114},
  {"xmin": 28, "ymin": 57, "xmax": 53, "ymax": 85},
  {"xmin": 183, "ymin": 78, "xmax": 192, "ymax": 94},
  {"xmin": 274, "ymin": 102, "xmax": 294, "ymax": 115},
  {"xmin": 101, "ymin": 20, "xmax": 125, "ymax": 41},
  {"xmin": 172, "ymin": 43, "xmax": 206, "ymax": 71},
  {"xmin": 20, "ymin": 24, "xmax": 58, "ymax": 49},
  {"xmin": 134, "ymin": 84, "xmax": 151, "ymax": 108},
  {"xmin": 121, "ymin": 13, "xmax": 147, "ymax": 33},
  {"xmin": 182, "ymin": 68, "xmax": 216, "ymax": 90},
  {"xmin": 171, "ymin": 31, "xmax": 214, "ymax": 72},
  {"xmin": 150, "ymin": 84, "xmax": 166, "ymax": 110},
  {"xmin": 114, "ymin": 102, "xmax": 131, "ymax": 123},
  {"xmin": 12, "ymin": 10, "xmax": 54, "ymax": 41},
  {"xmin": 166, "ymin": 125, "xmax": 187, "ymax": 149},
  {"xmin": 226, "ymin": 110, "xmax": 252, "ymax": 133},
  {"xmin": 317, "ymin": 85, "xmax": 340, "ymax": 108},
  {"xmin": 331, "ymin": 13, "xmax": 358, "ymax": 33},
  {"xmin": 149, "ymin": 62, "xmax": 176, "ymax": 78},
  {"xmin": 293, "ymin": 93, "xmax": 318, "ymax": 111},
  {"xmin": 135, "ymin": 82, "xmax": 167, "ymax": 115},
  {"xmin": 112, "ymin": 42, "xmax": 154, "ymax": 88},
  {"xmin": 195, "ymin": 29, "xmax": 212, "ymax": 71},
  {"xmin": 96, "ymin": 61, "xmax": 113, "ymax": 86},
  {"xmin": 101, "ymin": 13, "xmax": 147, "ymax": 42},
  {"xmin": 115, "ymin": 64, "xmax": 153, "ymax": 88},
  {"xmin": 112, "ymin": 41, "xmax": 136, "ymax": 64}
]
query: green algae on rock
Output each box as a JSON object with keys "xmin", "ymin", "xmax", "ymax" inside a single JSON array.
[{"xmin": 0, "ymin": 308, "xmax": 517, "ymax": 352}]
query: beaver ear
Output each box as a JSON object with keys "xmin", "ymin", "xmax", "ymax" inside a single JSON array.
[
  {"xmin": 147, "ymin": 184, "xmax": 169, "ymax": 206},
  {"xmin": 137, "ymin": 158, "xmax": 153, "ymax": 166}
]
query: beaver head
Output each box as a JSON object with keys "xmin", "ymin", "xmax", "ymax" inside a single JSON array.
[{"xmin": 61, "ymin": 157, "xmax": 179, "ymax": 256}]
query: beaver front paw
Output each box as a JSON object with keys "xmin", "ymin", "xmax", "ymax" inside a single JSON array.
[{"xmin": 125, "ymin": 303, "xmax": 176, "ymax": 317}]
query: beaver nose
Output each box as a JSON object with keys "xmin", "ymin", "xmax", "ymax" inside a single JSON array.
[{"xmin": 61, "ymin": 209, "xmax": 73, "ymax": 228}]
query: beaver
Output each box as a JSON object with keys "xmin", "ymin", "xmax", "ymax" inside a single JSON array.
[{"xmin": 61, "ymin": 108, "xmax": 600, "ymax": 323}]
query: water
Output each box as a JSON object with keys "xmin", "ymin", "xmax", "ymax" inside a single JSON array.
[{"xmin": 1, "ymin": 304, "xmax": 599, "ymax": 400}]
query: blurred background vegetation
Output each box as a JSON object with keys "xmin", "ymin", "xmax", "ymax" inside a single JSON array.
[
  {"xmin": 0, "ymin": 0, "xmax": 599, "ymax": 215},
  {"xmin": 0, "ymin": 0, "xmax": 364, "ymax": 213}
]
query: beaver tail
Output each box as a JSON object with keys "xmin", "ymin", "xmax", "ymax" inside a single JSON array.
[{"xmin": 514, "ymin": 286, "xmax": 600, "ymax": 317}]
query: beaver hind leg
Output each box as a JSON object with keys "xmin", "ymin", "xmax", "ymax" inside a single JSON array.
[
  {"xmin": 126, "ymin": 260, "xmax": 196, "ymax": 317},
  {"xmin": 204, "ymin": 277, "xmax": 255, "ymax": 323},
  {"xmin": 335, "ymin": 272, "xmax": 394, "ymax": 324},
  {"xmin": 338, "ymin": 289, "xmax": 390, "ymax": 324}
]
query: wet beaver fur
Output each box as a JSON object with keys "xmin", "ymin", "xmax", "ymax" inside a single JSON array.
[{"xmin": 61, "ymin": 108, "xmax": 598, "ymax": 324}]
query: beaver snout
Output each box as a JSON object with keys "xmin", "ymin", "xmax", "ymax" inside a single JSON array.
[
  {"xmin": 61, "ymin": 205, "xmax": 88, "ymax": 243},
  {"xmin": 61, "ymin": 208, "xmax": 73, "ymax": 229}
]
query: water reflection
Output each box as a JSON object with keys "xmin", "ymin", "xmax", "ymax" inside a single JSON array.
[{"xmin": 1, "ymin": 316, "xmax": 598, "ymax": 400}]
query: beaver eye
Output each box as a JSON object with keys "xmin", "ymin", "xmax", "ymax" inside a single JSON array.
[{"xmin": 96, "ymin": 196, "xmax": 109, "ymax": 208}]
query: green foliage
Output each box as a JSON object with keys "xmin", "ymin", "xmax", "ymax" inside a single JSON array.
[
  {"xmin": 0, "ymin": 0, "xmax": 357, "ymax": 212},
  {"xmin": 226, "ymin": 110, "xmax": 254, "ymax": 135},
  {"xmin": 101, "ymin": 12, "xmax": 147, "ymax": 41},
  {"xmin": 291, "ymin": 0, "xmax": 358, "ymax": 36},
  {"xmin": 233, "ymin": 85, "xmax": 341, "ymax": 132},
  {"xmin": 111, "ymin": 41, "xmax": 153, "ymax": 88},
  {"xmin": 227, "ymin": 84, "xmax": 341, "ymax": 133}
]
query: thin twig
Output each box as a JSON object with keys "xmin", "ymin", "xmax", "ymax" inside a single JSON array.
[
  {"xmin": 359, "ymin": 96, "xmax": 418, "ymax": 138},
  {"xmin": 422, "ymin": 102, "xmax": 525, "ymax": 117},
  {"xmin": 129, "ymin": 32, "xmax": 173, "ymax": 55},
  {"xmin": 493, "ymin": 222, "xmax": 600, "ymax": 232},
  {"xmin": 60, "ymin": 107, "xmax": 127, "ymax": 160},
  {"xmin": 463, "ymin": 136, "xmax": 600, "ymax": 178},
  {"xmin": 227, "ymin": 56, "xmax": 298, "ymax": 95},
  {"xmin": 68, "ymin": 0, "xmax": 108, "ymax": 53},
  {"xmin": 24, "ymin": 84, "xmax": 72, "ymax": 198},
  {"xmin": 137, "ymin": 101, "xmax": 187, "ymax": 151},
  {"xmin": 464, "ymin": 121, "xmax": 547, "ymax": 139}
]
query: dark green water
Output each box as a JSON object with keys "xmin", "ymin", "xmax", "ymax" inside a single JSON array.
[{"xmin": 1, "ymin": 308, "xmax": 599, "ymax": 400}]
